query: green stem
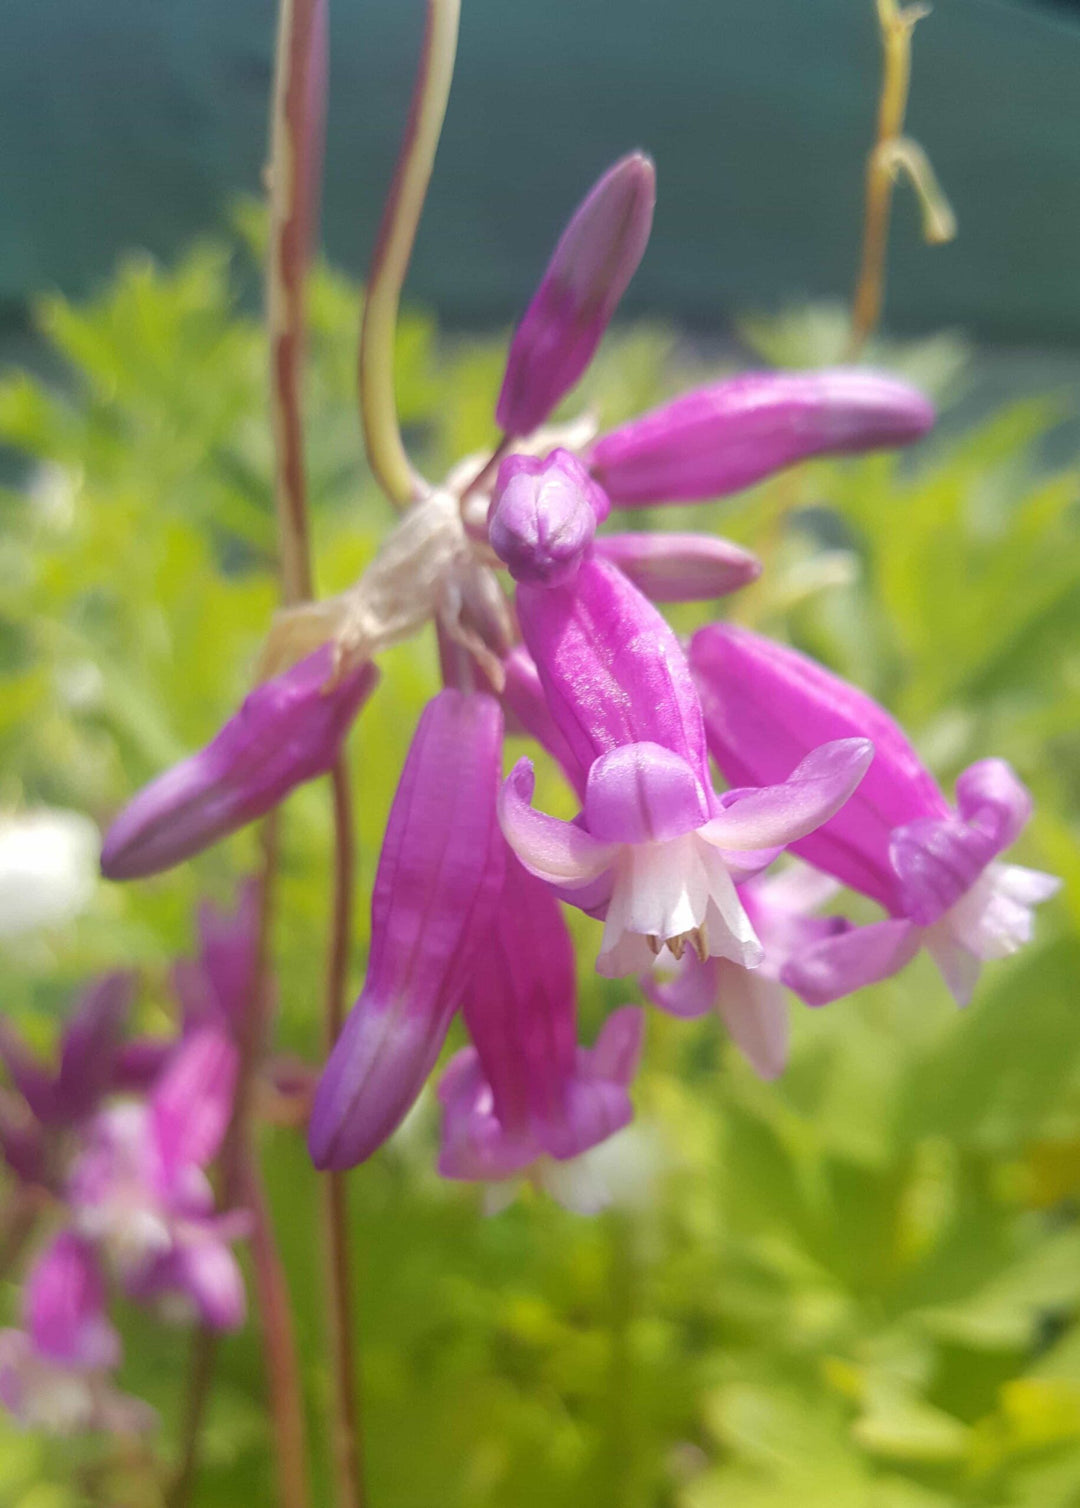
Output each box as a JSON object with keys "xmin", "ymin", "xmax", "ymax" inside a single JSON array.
[{"xmin": 358, "ymin": 0, "xmax": 461, "ymax": 506}]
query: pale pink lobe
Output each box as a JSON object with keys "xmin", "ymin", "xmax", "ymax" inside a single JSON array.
[
  {"xmin": 497, "ymin": 759, "xmax": 616, "ymax": 890},
  {"xmin": 309, "ymin": 692, "xmax": 506, "ymax": 1170},
  {"xmin": 101, "ymin": 646, "xmax": 378, "ymax": 880},
  {"xmin": 594, "ymin": 531, "xmax": 761, "ymax": 602},
  {"xmin": 25, "ymin": 1232, "xmax": 118, "ymax": 1371},
  {"xmin": 151, "ymin": 1028, "xmax": 238, "ymax": 1189},
  {"xmin": 589, "ymin": 369, "xmax": 934, "ymax": 506},
  {"xmin": 496, "ymin": 153, "xmax": 656, "ymax": 438},
  {"xmin": 782, "ymin": 918, "xmax": 923, "ymax": 1007},
  {"xmin": 700, "ymin": 738, "xmax": 874, "ymax": 854}
]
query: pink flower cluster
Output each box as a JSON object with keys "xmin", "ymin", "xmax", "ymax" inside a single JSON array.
[
  {"xmin": 97, "ymin": 154, "xmax": 1058, "ymax": 1214},
  {"xmin": 0, "ymin": 899, "xmax": 259, "ymax": 1434}
]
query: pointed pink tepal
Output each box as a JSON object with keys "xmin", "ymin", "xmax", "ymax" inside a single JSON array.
[
  {"xmin": 309, "ymin": 691, "xmax": 505, "ymax": 1170},
  {"xmin": 590, "ymin": 369, "xmax": 934, "ymax": 506},
  {"xmin": 496, "ymin": 154, "xmax": 655, "ymax": 438}
]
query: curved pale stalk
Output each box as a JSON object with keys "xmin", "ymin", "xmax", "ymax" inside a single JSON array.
[
  {"xmin": 359, "ymin": 0, "xmax": 462, "ymax": 506},
  {"xmin": 847, "ymin": 0, "xmax": 954, "ymax": 357}
]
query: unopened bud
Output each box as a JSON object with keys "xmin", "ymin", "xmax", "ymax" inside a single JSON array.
[
  {"xmin": 488, "ymin": 449, "xmax": 607, "ymax": 586},
  {"xmin": 589, "ymin": 369, "xmax": 935, "ymax": 506},
  {"xmin": 496, "ymin": 154, "xmax": 656, "ymax": 438}
]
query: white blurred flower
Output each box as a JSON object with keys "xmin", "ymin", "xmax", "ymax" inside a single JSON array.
[{"xmin": 0, "ymin": 810, "xmax": 100, "ymax": 940}]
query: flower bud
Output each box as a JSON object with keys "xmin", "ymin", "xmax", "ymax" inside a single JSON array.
[
  {"xmin": 488, "ymin": 449, "xmax": 606, "ymax": 586},
  {"xmin": 496, "ymin": 154, "xmax": 656, "ymax": 438},
  {"xmin": 101, "ymin": 646, "xmax": 378, "ymax": 880},
  {"xmin": 589, "ymin": 369, "xmax": 935, "ymax": 506},
  {"xmin": 309, "ymin": 692, "xmax": 505, "ymax": 1170},
  {"xmin": 594, "ymin": 531, "xmax": 761, "ymax": 602}
]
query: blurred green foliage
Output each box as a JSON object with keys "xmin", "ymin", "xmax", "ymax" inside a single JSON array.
[{"xmin": 0, "ymin": 224, "xmax": 1078, "ymax": 1508}]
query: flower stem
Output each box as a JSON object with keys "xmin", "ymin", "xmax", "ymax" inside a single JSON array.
[
  {"xmin": 239, "ymin": 1148, "xmax": 311, "ymax": 1508},
  {"xmin": 321, "ymin": 758, "xmax": 365, "ymax": 1508},
  {"xmin": 359, "ymin": 0, "xmax": 461, "ymax": 507},
  {"xmin": 169, "ymin": 821, "xmax": 286, "ymax": 1508},
  {"xmin": 847, "ymin": 0, "xmax": 953, "ymax": 357},
  {"xmin": 166, "ymin": 1330, "xmax": 220, "ymax": 1508},
  {"xmin": 0, "ymin": 1187, "xmax": 39, "ymax": 1282},
  {"xmin": 267, "ymin": 0, "xmax": 328, "ymax": 603}
]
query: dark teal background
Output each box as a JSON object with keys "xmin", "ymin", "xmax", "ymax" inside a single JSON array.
[{"xmin": 3, "ymin": 0, "xmax": 1080, "ymax": 341}]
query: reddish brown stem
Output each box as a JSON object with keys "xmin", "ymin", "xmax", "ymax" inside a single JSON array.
[
  {"xmin": 240, "ymin": 1149, "xmax": 311, "ymax": 1508},
  {"xmin": 321, "ymin": 759, "xmax": 365, "ymax": 1508}
]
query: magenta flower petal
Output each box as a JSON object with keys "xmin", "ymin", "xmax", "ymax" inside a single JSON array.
[
  {"xmin": 134, "ymin": 1236, "xmax": 247, "ymax": 1332},
  {"xmin": 955, "ymin": 758, "xmax": 1033, "ymax": 850},
  {"xmin": 488, "ymin": 449, "xmax": 607, "ymax": 585},
  {"xmin": 101, "ymin": 647, "xmax": 378, "ymax": 880},
  {"xmin": 517, "ymin": 553, "xmax": 709, "ymax": 778},
  {"xmin": 438, "ymin": 852, "xmax": 644, "ymax": 1188},
  {"xmin": 25, "ymin": 1233, "xmax": 118, "ymax": 1371},
  {"xmin": 782, "ymin": 918, "xmax": 923, "ymax": 1006},
  {"xmin": 701, "ymin": 739, "xmax": 873, "ymax": 853},
  {"xmin": 309, "ymin": 691, "xmax": 506, "ymax": 1170},
  {"xmin": 0, "ymin": 1026, "xmax": 57, "ymax": 1126},
  {"xmin": 583, "ymin": 743, "xmax": 711, "ymax": 845},
  {"xmin": 151, "ymin": 1028, "xmax": 238, "ymax": 1185},
  {"xmin": 889, "ymin": 815, "xmax": 1000, "ymax": 926},
  {"xmin": 594, "ymin": 531, "xmax": 762, "ymax": 602},
  {"xmin": 690, "ymin": 623, "xmax": 947, "ymax": 910},
  {"xmin": 643, "ymin": 952, "xmax": 721, "ymax": 1020},
  {"xmin": 590, "ymin": 369, "xmax": 935, "ymax": 506},
  {"xmin": 172, "ymin": 880, "xmax": 263, "ymax": 1039},
  {"xmin": 498, "ymin": 759, "xmax": 616, "ymax": 888},
  {"xmin": 496, "ymin": 153, "xmax": 656, "ymax": 438},
  {"xmin": 500, "ymin": 645, "xmax": 586, "ymax": 796},
  {"xmin": 55, "ymin": 973, "xmax": 135, "ymax": 1126}
]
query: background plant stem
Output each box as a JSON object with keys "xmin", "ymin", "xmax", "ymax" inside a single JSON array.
[{"xmin": 321, "ymin": 759, "xmax": 365, "ymax": 1508}]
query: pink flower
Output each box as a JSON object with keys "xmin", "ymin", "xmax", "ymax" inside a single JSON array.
[
  {"xmin": 500, "ymin": 554, "xmax": 871, "ymax": 977},
  {"xmin": 68, "ymin": 1029, "xmax": 248, "ymax": 1331},
  {"xmin": 690, "ymin": 623, "xmax": 1059, "ymax": 1005},
  {"xmin": 644, "ymin": 866, "xmax": 847, "ymax": 1079},
  {"xmin": 0, "ymin": 1233, "xmax": 152, "ymax": 1436},
  {"xmin": 438, "ymin": 850, "xmax": 644, "ymax": 1210}
]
